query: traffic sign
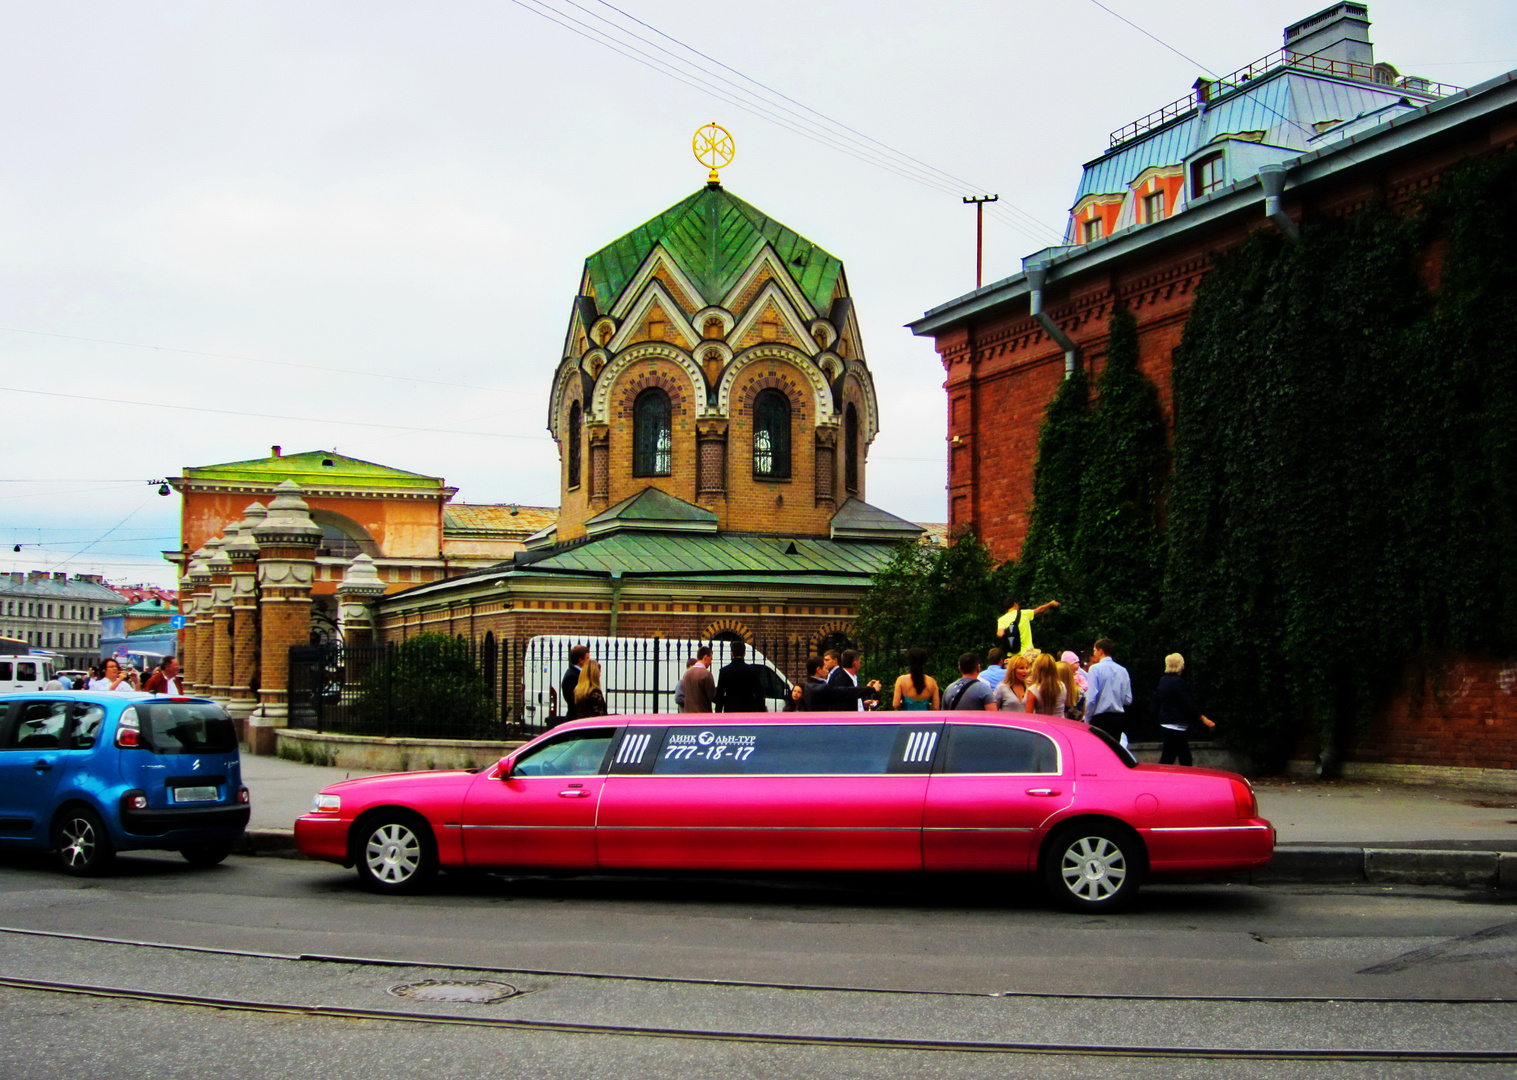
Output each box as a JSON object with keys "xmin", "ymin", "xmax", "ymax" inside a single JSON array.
[{"xmin": 170, "ymin": 615, "xmax": 187, "ymax": 629}]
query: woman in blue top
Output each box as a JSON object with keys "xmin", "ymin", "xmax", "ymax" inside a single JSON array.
[{"xmin": 892, "ymin": 647, "xmax": 940, "ymax": 711}]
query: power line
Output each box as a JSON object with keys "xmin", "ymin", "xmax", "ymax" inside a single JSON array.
[
  {"xmin": 509, "ymin": 0, "xmax": 1066, "ymax": 245},
  {"xmin": 0, "ymin": 385, "xmax": 555, "ymax": 441},
  {"xmin": 0, "ymin": 325, "xmax": 522, "ymax": 395},
  {"xmin": 587, "ymin": 0, "xmax": 1064, "ymax": 243},
  {"xmin": 44, "ymin": 496, "xmax": 155, "ymax": 575}
]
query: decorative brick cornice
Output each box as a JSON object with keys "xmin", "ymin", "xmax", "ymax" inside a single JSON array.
[
  {"xmin": 617, "ymin": 370, "xmax": 690, "ymax": 419},
  {"xmin": 737, "ymin": 370, "xmax": 806, "ymax": 412}
]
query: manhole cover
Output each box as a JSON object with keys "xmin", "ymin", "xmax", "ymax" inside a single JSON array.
[{"xmin": 388, "ymin": 979, "xmax": 518, "ymax": 1004}]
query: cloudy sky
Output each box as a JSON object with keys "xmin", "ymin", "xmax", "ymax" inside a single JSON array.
[{"xmin": 2, "ymin": 0, "xmax": 1512, "ymax": 587}]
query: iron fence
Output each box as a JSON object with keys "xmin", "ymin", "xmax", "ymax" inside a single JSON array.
[{"xmin": 287, "ymin": 633, "xmax": 882, "ymax": 742}]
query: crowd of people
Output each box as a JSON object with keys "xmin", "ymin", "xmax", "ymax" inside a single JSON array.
[
  {"xmin": 554, "ymin": 604, "xmax": 1216, "ymax": 766},
  {"xmin": 44, "ymin": 655, "xmax": 182, "ymax": 695}
]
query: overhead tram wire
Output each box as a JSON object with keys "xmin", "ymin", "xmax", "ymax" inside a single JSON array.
[
  {"xmin": 584, "ymin": 0, "xmax": 1065, "ymax": 245},
  {"xmin": 0, "ymin": 385, "xmax": 555, "ymax": 442},
  {"xmin": 0, "ymin": 325, "xmax": 519, "ymax": 396},
  {"xmin": 1088, "ymin": 0, "xmax": 1326, "ymax": 146},
  {"xmin": 509, "ymin": 0, "xmax": 1065, "ymax": 246}
]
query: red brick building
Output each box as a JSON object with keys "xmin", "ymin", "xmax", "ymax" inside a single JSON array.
[
  {"xmin": 910, "ymin": 4, "xmax": 1517, "ymax": 786},
  {"xmin": 912, "ymin": 3, "xmax": 1515, "ymax": 559}
]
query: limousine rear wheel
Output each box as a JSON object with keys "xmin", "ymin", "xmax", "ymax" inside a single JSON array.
[
  {"xmin": 355, "ymin": 811, "xmax": 437, "ymax": 894},
  {"xmin": 1042, "ymin": 823, "xmax": 1141, "ymax": 913}
]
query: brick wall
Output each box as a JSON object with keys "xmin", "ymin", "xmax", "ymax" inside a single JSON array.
[{"xmin": 1355, "ymin": 658, "xmax": 1517, "ymax": 771}]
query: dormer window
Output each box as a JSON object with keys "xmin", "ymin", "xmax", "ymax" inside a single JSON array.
[
  {"xmin": 1081, "ymin": 218, "xmax": 1103, "ymax": 244},
  {"xmin": 1192, "ymin": 153, "xmax": 1226, "ymax": 197},
  {"xmin": 1142, "ymin": 190, "xmax": 1166, "ymax": 223}
]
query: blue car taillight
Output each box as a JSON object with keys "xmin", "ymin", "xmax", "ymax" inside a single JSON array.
[{"xmin": 121, "ymin": 789, "xmax": 148, "ymax": 812}]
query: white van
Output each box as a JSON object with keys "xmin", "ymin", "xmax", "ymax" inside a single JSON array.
[
  {"xmin": 522, "ymin": 635, "xmax": 792, "ymax": 725},
  {"xmin": 0, "ymin": 654, "xmax": 56, "ymax": 693}
]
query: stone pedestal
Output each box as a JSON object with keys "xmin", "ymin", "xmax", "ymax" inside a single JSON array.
[
  {"xmin": 225, "ymin": 503, "xmax": 265, "ymax": 729},
  {"xmin": 248, "ymin": 481, "xmax": 321, "ymax": 755}
]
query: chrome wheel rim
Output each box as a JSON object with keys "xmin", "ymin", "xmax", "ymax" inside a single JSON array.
[
  {"xmin": 59, "ymin": 817, "xmax": 98, "ymax": 869},
  {"xmin": 1059, "ymin": 836, "xmax": 1127, "ymax": 902},
  {"xmin": 365, "ymin": 823, "xmax": 421, "ymax": 885}
]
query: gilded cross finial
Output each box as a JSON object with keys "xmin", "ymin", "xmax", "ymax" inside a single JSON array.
[{"xmin": 692, "ymin": 122, "xmax": 734, "ymax": 185}]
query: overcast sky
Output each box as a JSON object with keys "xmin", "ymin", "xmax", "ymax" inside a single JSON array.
[{"xmin": 2, "ymin": 0, "xmax": 1512, "ymax": 588}]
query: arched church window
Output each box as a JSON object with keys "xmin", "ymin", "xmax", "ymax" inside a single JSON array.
[
  {"xmin": 844, "ymin": 403, "xmax": 859, "ymax": 494},
  {"xmin": 752, "ymin": 389, "xmax": 791, "ymax": 479},
  {"xmin": 633, "ymin": 388, "xmax": 672, "ymax": 477},
  {"xmin": 567, "ymin": 400, "xmax": 582, "ymax": 489}
]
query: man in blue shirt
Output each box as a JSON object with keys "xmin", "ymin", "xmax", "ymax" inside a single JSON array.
[
  {"xmin": 980, "ymin": 648, "xmax": 1007, "ymax": 690},
  {"xmin": 1084, "ymin": 637, "xmax": 1132, "ymax": 743}
]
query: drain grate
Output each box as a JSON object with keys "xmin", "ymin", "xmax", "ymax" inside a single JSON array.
[{"xmin": 388, "ymin": 979, "xmax": 519, "ymax": 1005}]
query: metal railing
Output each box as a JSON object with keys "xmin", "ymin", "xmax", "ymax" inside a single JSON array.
[{"xmin": 1108, "ymin": 49, "xmax": 1462, "ymax": 148}]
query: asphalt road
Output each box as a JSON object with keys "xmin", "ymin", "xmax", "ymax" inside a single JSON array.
[{"xmin": 0, "ymin": 850, "xmax": 1514, "ymax": 1079}]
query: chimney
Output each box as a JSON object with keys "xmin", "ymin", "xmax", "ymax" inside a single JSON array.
[
  {"xmin": 52, "ymin": 572, "xmax": 66, "ymax": 581},
  {"xmin": 27, "ymin": 570, "xmax": 45, "ymax": 580},
  {"xmin": 271, "ymin": 445, "xmax": 282, "ymax": 458},
  {"xmin": 1284, "ymin": 3, "xmax": 1373, "ymax": 66}
]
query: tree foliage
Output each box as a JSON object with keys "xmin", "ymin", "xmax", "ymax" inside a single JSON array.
[{"xmin": 354, "ymin": 633, "xmax": 497, "ymax": 737}]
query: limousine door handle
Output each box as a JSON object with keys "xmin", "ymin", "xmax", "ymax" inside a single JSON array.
[
  {"xmin": 1025, "ymin": 787, "xmax": 1061, "ymax": 797},
  {"xmin": 558, "ymin": 788, "xmax": 591, "ymax": 798}
]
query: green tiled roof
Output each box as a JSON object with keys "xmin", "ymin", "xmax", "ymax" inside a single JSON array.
[
  {"xmin": 519, "ymin": 531, "xmax": 898, "ymax": 579},
  {"xmin": 585, "ymin": 488, "xmax": 718, "ymax": 535},
  {"xmin": 583, "ymin": 186, "xmax": 844, "ymax": 313},
  {"xmin": 184, "ymin": 451, "xmax": 445, "ymax": 491}
]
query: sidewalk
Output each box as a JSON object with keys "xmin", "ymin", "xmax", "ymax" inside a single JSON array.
[{"xmin": 238, "ymin": 756, "xmax": 1517, "ymax": 888}]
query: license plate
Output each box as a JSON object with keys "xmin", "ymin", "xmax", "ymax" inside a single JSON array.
[{"xmin": 171, "ymin": 786, "xmax": 218, "ymax": 803}]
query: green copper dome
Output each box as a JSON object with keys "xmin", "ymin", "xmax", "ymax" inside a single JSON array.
[{"xmin": 583, "ymin": 185, "xmax": 844, "ymax": 314}]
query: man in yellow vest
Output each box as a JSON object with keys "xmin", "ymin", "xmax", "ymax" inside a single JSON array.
[{"xmin": 995, "ymin": 599, "xmax": 1060, "ymax": 656}]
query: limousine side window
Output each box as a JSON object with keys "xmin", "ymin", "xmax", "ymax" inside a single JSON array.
[
  {"xmin": 944, "ymin": 724, "xmax": 1060, "ymax": 775},
  {"xmin": 512, "ymin": 728, "xmax": 616, "ymax": 777},
  {"xmin": 652, "ymin": 724, "xmax": 899, "ymax": 776}
]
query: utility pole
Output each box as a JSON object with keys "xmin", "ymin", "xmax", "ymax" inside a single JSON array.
[{"xmin": 962, "ymin": 194, "xmax": 999, "ymax": 289}]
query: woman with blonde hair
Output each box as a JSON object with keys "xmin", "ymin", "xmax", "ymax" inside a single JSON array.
[
  {"xmin": 1024, "ymin": 653, "xmax": 1066, "ymax": 716},
  {"xmin": 1056, "ymin": 660, "xmax": 1084, "ymax": 722},
  {"xmin": 1156, "ymin": 652, "xmax": 1214, "ymax": 766},
  {"xmin": 993, "ymin": 652, "xmax": 1030, "ymax": 711},
  {"xmin": 573, "ymin": 659, "xmax": 609, "ymax": 718}
]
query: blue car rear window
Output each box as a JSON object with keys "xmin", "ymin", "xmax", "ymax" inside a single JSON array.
[{"xmin": 139, "ymin": 703, "xmax": 238, "ymax": 755}]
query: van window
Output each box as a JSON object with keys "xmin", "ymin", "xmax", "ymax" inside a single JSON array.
[
  {"xmin": 15, "ymin": 662, "xmax": 36, "ymax": 682},
  {"xmin": 138, "ymin": 703, "xmax": 238, "ymax": 755},
  {"xmin": 652, "ymin": 724, "xmax": 898, "ymax": 776},
  {"xmin": 512, "ymin": 729, "xmax": 616, "ymax": 777},
  {"xmin": 944, "ymin": 725, "xmax": 1060, "ymax": 774},
  {"xmin": 0, "ymin": 663, "xmax": 10, "ymax": 680}
]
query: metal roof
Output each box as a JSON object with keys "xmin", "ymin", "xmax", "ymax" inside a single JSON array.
[
  {"xmin": 182, "ymin": 450, "xmax": 445, "ymax": 491},
  {"xmin": 582, "ymin": 185, "xmax": 844, "ymax": 313},
  {"xmin": 443, "ymin": 504, "xmax": 558, "ymax": 536},
  {"xmin": 524, "ymin": 531, "xmax": 895, "ymax": 578}
]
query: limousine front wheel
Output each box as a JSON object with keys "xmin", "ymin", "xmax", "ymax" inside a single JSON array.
[
  {"xmin": 355, "ymin": 811, "xmax": 437, "ymax": 894},
  {"xmin": 1043, "ymin": 823, "xmax": 1141, "ymax": 912}
]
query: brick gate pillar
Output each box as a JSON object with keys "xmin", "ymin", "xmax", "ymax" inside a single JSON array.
[
  {"xmin": 207, "ymin": 540, "xmax": 234, "ymax": 705},
  {"xmin": 337, "ymin": 553, "xmax": 385, "ymax": 649},
  {"xmin": 183, "ymin": 547, "xmax": 212, "ymax": 695},
  {"xmin": 224, "ymin": 502, "xmax": 265, "ymax": 737},
  {"xmin": 247, "ymin": 481, "xmax": 321, "ymax": 756}
]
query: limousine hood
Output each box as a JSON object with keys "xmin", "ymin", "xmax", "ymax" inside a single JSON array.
[{"xmin": 322, "ymin": 768, "xmax": 480, "ymax": 794}]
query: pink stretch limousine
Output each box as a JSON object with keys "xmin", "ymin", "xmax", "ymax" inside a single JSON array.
[{"xmin": 294, "ymin": 713, "xmax": 1273, "ymax": 911}]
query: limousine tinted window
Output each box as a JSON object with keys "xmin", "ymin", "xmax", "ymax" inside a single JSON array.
[
  {"xmin": 652, "ymin": 724, "xmax": 899, "ymax": 776},
  {"xmin": 944, "ymin": 724, "xmax": 1059, "ymax": 774},
  {"xmin": 513, "ymin": 728, "xmax": 616, "ymax": 777}
]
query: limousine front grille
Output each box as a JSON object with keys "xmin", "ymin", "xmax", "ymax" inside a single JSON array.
[{"xmin": 902, "ymin": 730, "xmax": 938, "ymax": 764}]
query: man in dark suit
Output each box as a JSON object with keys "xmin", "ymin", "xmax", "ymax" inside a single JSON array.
[
  {"xmin": 558, "ymin": 643, "xmax": 589, "ymax": 725},
  {"xmin": 713, "ymin": 640, "xmax": 767, "ymax": 713},
  {"xmin": 786, "ymin": 655, "xmax": 828, "ymax": 711},
  {"xmin": 820, "ymin": 649, "xmax": 881, "ymax": 712}
]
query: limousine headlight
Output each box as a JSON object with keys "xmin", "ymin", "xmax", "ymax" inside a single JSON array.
[{"xmin": 311, "ymin": 793, "xmax": 341, "ymax": 814}]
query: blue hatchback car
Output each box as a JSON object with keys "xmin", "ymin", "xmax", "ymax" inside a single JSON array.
[{"xmin": 0, "ymin": 691, "xmax": 249, "ymax": 875}]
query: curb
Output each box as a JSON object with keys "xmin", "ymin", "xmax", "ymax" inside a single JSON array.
[
  {"xmin": 1256, "ymin": 846, "xmax": 1517, "ymax": 889},
  {"xmin": 238, "ymin": 829, "xmax": 1517, "ymax": 888}
]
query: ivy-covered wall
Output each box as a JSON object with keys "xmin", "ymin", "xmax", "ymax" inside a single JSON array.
[{"xmin": 1164, "ymin": 152, "xmax": 1517, "ymax": 768}]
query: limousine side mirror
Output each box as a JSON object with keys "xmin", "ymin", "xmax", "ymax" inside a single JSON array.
[{"xmin": 497, "ymin": 754, "xmax": 517, "ymax": 780}]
